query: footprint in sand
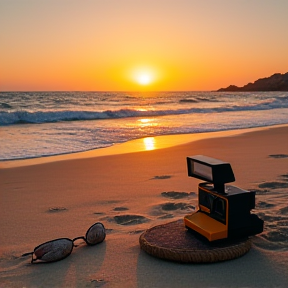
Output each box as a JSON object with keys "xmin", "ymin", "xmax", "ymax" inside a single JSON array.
[
  {"xmin": 280, "ymin": 174, "xmax": 288, "ymax": 181},
  {"xmin": 252, "ymin": 172, "xmax": 288, "ymax": 251},
  {"xmin": 258, "ymin": 182, "xmax": 288, "ymax": 189},
  {"xmin": 161, "ymin": 191, "xmax": 196, "ymax": 199},
  {"xmin": 113, "ymin": 207, "xmax": 129, "ymax": 211},
  {"xmin": 253, "ymin": 216, "xmax": 288, "ymax": 250},
  {"xmin": 254, "ymin": 232, "xmax": 288, "ymax": 250},
  {"xmin": 151, "ymin": 202, "xmax": 195, "ymax": 216},
  {"xmin": 151, "ymin": 175, "xmax": 172, "ymax": 180},
  {"xmin": 255, "ymin": 212, "xmax": 288, "ymax": 250},
  {"xmin": 248, "ymin": 188, "xmax": 269, "ymax": 195},
  {"xmin": 93, "ymin": 212, "xmax": 105, "ymax": 215},
  {"xmin": 47, "ymin": 207, "xmax": 67, "ymax": 213},
  {"xmin": 256, "ymin": 201, "xmax": 275, "ymax": 209},
  {"xmin": 262, "ymin": 230, "xmax": 288, "ymax": 242},
  {"xmin": 269, "ymin": 154, "xmax": 288, "ymax": 158},
  {"xmin": 113, "ymin": 215, "xmax": 150, "ymax": 225},
  {"xmin": 161, "ymin": 202, "xmax": 195, "ymax": 211},
  {"xmin": 259, "ymin": 214, "xmax": 284, "ymax": 222}
]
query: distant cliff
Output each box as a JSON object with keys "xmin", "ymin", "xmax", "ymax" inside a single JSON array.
[{"xmin": 217, "ymin": 72, "xmax": 288, "ymax": 92}]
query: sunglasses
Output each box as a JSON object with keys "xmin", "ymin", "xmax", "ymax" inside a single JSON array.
[{"xmin": 22, "ymin": 222, "xmax": 106, "ymax": 263}]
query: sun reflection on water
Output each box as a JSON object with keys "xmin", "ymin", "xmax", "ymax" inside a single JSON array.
[
  {"xmin": 143, "ymin": 137, "xmax": 155, "ymax": 150},
  {"xmin": 139, "ymin": 118, "xmax": 150, "ymax": 123},
  {"xmin": 137, "ymin": 118, "xmax": 158, "ymax": 128}
]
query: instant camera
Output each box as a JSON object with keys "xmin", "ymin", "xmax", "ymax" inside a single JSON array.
[{"xmin": 184, "ymin": 155, "xmax": 263, "ymax": 241}]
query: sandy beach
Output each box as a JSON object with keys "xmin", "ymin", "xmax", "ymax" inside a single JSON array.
[{"xmin": 1, "ymin": 124, "xmax": 288, "ymax": 288}]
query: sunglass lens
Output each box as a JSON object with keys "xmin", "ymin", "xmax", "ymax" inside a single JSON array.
[
  {"xmin": 33, "ymin": 238, "xmax": 73, "ymax": 263},
  {"xmin": 85, "ymin": 222, "xmax": 106, "ymax": 245}
]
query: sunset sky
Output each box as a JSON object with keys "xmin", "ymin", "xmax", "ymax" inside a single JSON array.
[{"xmin": 1, "ymin": 0, "xmax": 287, "ymax": 91}]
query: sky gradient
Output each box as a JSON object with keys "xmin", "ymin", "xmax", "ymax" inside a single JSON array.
[{"xmin": 1, "ymin": 0, "xmax": 288, "ymax": 91}]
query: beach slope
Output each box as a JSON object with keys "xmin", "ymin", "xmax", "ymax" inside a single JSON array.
[{"xmin": 1, "ymin": 125, "xmax": 288, "ymax": 287}]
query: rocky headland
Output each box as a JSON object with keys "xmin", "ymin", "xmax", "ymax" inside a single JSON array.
[{"xmin": 218, "ymin": 72, "xmax": 288, "ymax": 91}]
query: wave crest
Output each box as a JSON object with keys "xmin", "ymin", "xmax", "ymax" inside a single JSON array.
[{"xmin": 1, "ymin": 97, "xmax": 287, "ymax": 125}]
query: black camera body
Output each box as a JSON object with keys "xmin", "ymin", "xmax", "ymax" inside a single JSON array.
[{"xmin": 184, "ymin": 155, "xmax": 263, "ymax": 241}]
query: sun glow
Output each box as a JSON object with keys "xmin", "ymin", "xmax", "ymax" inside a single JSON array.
[
  {"xmin": 129, "ymin": 66, "xmax": 158, "ymax": 88},
  {"xmin": 136, "ymin": 73, "xmax": 152, "ymax": 85}
]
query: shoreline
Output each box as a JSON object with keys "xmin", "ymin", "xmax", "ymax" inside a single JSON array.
[{"xmin": 1, "ymin": 123, "xmax": 288, "ymax": 169}]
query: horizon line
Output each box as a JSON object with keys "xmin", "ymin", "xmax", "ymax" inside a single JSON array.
[{"xmin": 0, "ymin": 90, "xmax": 215, "ymax": 93}]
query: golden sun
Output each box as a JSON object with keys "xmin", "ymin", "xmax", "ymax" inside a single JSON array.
[
  {"xmin": 136, "ymin": 73, "xmax": 152, "ymax": 85},
  {"xmin": 132, "ymin": 67, "xmax": 156, "ymax": 86},
  {"xmin": 127, "ymin": 65, "xmax": 160, "ymax": 88}
]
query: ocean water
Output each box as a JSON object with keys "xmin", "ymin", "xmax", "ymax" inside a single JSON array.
[{"xmin": 0, "ymin": 91, "xmax": 288, "ymax": 161}]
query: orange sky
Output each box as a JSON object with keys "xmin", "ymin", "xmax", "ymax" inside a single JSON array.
[{"xmin": 1, "ymin": 0, "xmax": 288, "ymax": 91}]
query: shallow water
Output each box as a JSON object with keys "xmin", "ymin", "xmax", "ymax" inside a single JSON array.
[{"xmin": 1, "ymin": 91, "xmax": 288, "ymax": 160}]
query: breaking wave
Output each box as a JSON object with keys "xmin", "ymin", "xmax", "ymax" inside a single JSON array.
[{"xmin": 1, "ymin": 97, "xmax": 287, "ymax": 126}]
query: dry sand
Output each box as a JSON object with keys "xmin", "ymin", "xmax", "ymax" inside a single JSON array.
[{"xmin": 1, "ymin": 124, "xmax": 288, "ymax": 287}]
